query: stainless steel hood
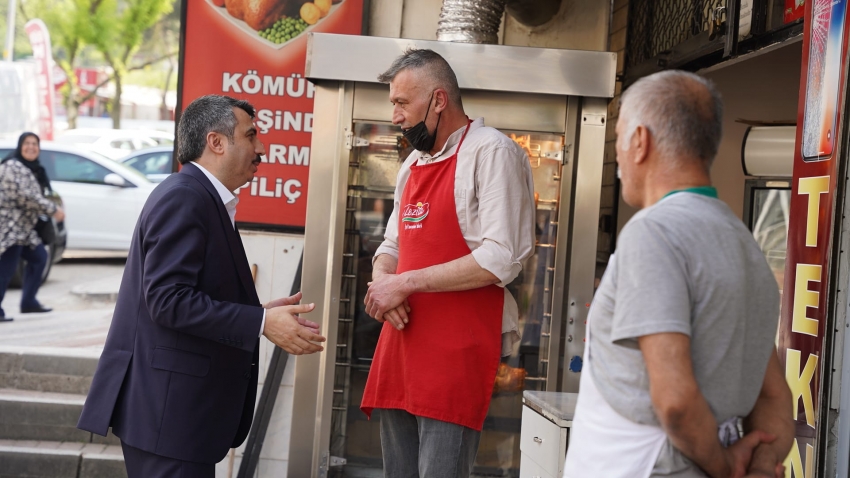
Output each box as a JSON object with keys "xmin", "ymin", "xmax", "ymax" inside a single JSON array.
[{"xmin": 305, "ymin": 33, "xmax": 617, "ymax": 98}]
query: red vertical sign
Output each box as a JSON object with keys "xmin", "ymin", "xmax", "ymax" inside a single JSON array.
[
  {"xmin": 179, "ymin": 0, "xmax": 364, "ymax": 228},
  {"xmin": 24, "ymin": 19, "xmax": 56, "ymax": 141},
  {"xmin": 779, "ymin": 0, "xmax": 850, "ymax": 475}
]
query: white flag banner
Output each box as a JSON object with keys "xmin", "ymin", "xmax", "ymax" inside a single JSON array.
[{"xmin": 24, "ymin": 19, "xmax": 56, "ymax": 140}]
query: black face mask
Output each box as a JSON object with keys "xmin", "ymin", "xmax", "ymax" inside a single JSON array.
[{"xmin": 402, "ymin": 93, "xmax": 441, "ymax": 152}]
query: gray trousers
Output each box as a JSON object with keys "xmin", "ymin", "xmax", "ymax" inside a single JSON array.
[{"xmin": 379, "ymin": 408, "xmax": 481, "ymax": 478}]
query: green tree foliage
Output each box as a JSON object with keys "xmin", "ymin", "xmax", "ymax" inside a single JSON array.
[
  {"xmin": 20, "ymin": 0, "xmax": 96, "ymax": 129},
  {"xmin": 21, "ymin": 0, "xmax": 174, "ymax": 129},
  {"xmin": 0, "ymin": 0, "xmax": 34, "ymax": 59},
  {"xmin": 136, "ymin": 1, "xmax": 181, "ymax": 119},
  {"xmin": 85, "ymin": 0, "xmax": 174, "ymax": 128}
]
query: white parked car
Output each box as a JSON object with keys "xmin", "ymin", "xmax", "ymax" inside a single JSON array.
[
  {"xmin": 0, "ymin": 141, "xmax": 157, "ymax": 251},
  {"xmin": 56, "ymin": 128, "xmax": 174, "ymax": 160}
]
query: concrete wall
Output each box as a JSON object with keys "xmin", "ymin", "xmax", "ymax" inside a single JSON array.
[
  {"xmin": 368, "ymin": 0, "xmax": 610, "ymax": 51},
  {"xmin": 502, "ymin": 0, "xmax": 609, "ymax": 50}
]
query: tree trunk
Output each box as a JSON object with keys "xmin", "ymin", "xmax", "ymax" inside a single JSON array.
[
  {"xmin": 65, "ymin": 89, "xmax": 79, "ymax": 130},
  {"xmin": 60, "ymin": 63, "xmax": 80, "ymax": 130},
  {"xmin": 112, "ymin": 73, "xmax": 122, "ymax": 129}
]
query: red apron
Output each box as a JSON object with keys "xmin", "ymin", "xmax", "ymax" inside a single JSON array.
[{"xmin": 361, "ymin": 122, "xmax": 503, "ymax": 431}]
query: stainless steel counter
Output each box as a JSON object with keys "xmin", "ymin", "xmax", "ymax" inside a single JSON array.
[{"xmin": 522, "ymin": 391, "xmax": 579, "ymax": 428}]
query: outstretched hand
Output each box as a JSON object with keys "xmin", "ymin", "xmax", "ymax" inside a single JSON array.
[
  {"xmin": 263, "ymin": 300, "xmax": 325, "ymax": 355},
  {"xmin": 265, "ymin": 291, "xmax": 321, "ymax": 334},
  {"xmin": 265, "ymin": 291, "xmax": 304, "ymax": 309}
]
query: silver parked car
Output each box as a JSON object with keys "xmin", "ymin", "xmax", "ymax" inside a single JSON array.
[{"xmin": 120, "ymin": 146, "xmax": 174, "ymax": 183}]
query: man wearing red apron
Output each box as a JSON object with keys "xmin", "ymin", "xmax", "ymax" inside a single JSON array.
[{"xmin": 361, "ymin": 49, "xmax": 536, "ymax": 477}]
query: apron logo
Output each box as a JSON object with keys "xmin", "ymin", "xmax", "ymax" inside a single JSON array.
[{"xmin": 402, "ymin": 202, "xmax": 429, "ymax": 229}]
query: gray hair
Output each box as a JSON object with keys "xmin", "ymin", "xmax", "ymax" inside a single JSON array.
[
  {"xmin": 377, "ymin": 48, "xmax": 463, "ymax": 107},
  {"xmin": 176, "ymin": 95, "xmax": 255, "ymax": 165},
  {"xmin": 619, "ymin": 70, "xmax": 723, "ymax": 166}
]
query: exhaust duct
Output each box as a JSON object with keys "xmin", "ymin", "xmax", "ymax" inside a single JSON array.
[
  {"xmin": 437, "ymin": 0, "xmax": 508, "ymax": 44},
  {"xmin": 436, "ymin": 0, "xmax": 563, "ymax": 44}
]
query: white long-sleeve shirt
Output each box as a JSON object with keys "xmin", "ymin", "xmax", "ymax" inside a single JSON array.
[
  {"xmin": 375, "ymin": 117, "xmax": 536, "ymax": 356},
  {"xmin": 192, "ymin": 162, "xmax": 266, "ymax": 338}
]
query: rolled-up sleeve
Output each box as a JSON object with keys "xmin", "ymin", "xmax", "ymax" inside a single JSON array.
[
  {"xmin": 374, "ymin": 203, "xmax": 400, "ymax": 263},
  {"xmin": 373, "ymin": 165, "xmax": 409, "ymax": 264},
  {"xmin": 470, "ymin": 144, "xmax": 536, "ymax": 287}
]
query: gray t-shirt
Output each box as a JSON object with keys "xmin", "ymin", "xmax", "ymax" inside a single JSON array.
[{"xmin": 588, "ymin": 192, "xmax": 779, "ymax": 476}]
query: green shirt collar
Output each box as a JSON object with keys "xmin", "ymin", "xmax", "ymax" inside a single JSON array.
[{"xmin": 662, "ymin": 186, "xmax": 718, "ymax": 200}]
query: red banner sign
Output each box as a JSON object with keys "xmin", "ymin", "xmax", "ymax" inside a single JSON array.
[
  {"xmin": 24, "ymin": 19, "xmax": 56, "ymax": 141},
  {"xmin": 786, "ymin": 0, "xmax": 806, "ymax": 24},
  {"xmin": 779, "ymin": 0, "xmax": 850, "ymax": 474},
  {"xmin": 178, "ymin": 0, "xmax": 364, "ymax": 228}
]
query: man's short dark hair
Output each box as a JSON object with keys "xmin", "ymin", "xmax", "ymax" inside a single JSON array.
[
  {"xmin": 176, "ymin": 95, "xmax": 255, "ymax": 165},
  {"xmin": 378, "ymin": 48, "xmax": 463, "ymax": 107}
]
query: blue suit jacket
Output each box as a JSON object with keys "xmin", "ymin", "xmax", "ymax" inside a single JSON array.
[{"xmin": 77, "ymin": 163, "xmax": 265, "ymax": 464}]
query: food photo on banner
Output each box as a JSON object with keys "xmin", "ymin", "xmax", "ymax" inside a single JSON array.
[{"xmin": 177, "ymin": 0, "xmax": 365, "ymax": 229}]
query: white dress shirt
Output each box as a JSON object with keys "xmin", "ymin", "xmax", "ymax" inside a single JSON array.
[
  {"xmin": 192, "ymin": 162, "xmax": 265, "ymax": 338},
  {"xmin": 375, "ymin": 118, "xmax": 536, "ymax": 355}
]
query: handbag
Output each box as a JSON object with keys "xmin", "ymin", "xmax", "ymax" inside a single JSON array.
[{"xmin": 34, "ymin": 215, "xmax": 55, "ymax": 245}]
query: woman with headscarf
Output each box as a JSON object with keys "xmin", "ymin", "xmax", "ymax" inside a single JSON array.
[{"xmin": 0, "ymin": 132, "xmax": 65, "ymax": 322}]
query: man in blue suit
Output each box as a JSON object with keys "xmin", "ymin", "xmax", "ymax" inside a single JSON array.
[{"xmin": 77, "ymin": 95, "xmax": 326, "ymax": 477}]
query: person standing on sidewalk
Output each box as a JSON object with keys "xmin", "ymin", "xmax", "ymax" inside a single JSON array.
[
  {"xmin": 0, "ymin": 132, "xmax": 65, "ymax": 322},
  {"xmin": 563, "ymin": 70, "xmax": 793, "ymax": 477},
  {"xmin": 78, "ymin": 95, "xmax": 325, "ymax": 478},
  {"xmin": 361, "ymin": 49, "xmax": 536, "ymax": 477}
]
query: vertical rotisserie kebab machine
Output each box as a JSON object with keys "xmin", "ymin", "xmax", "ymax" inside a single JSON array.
[{"xmin": 290, "ymin": 33, "xmax": 615, "ymax": 477}]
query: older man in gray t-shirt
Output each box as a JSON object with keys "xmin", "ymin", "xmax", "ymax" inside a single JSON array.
[
  {"xmin": 591, "ymin": 191, "xmax": 778, "ymax": 475},
  {"xmin": 564, "ymin": 71, "xmax": 793, "ymax": 478}
]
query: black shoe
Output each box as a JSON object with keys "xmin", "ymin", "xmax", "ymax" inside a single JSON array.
[
  {"xmin": 20, "ymin": 305, "xmax": 52, "ymax": 314},
  {"xmin": 0, "ymin": 316, "xmax": 12, "ymax": 322}
]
